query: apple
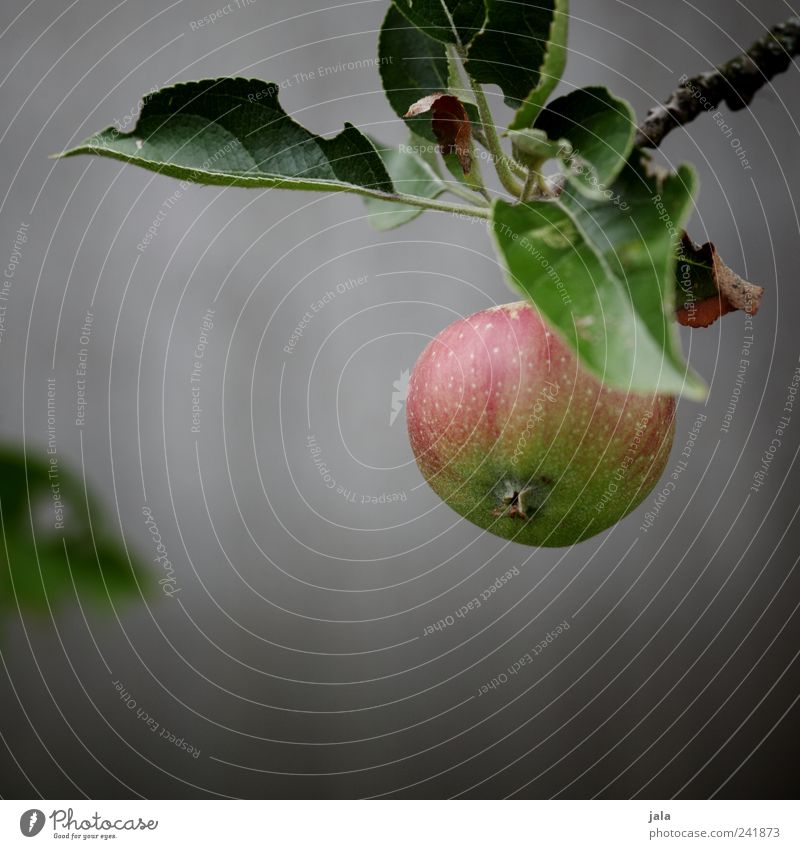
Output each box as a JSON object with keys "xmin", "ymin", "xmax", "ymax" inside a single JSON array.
[{"xmin": 406, "ymin": 302, "xmax": 676, "ymax": 546}]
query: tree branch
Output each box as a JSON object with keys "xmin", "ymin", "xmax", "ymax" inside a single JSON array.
[{"xmin": 635, "ymin": 16, "xmax": 800, "ymax": 148}]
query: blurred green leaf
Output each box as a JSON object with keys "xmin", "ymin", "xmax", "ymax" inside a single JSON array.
[{"xmin": 0, "ymin": 446, "xmax": 145, "ymax": 617}]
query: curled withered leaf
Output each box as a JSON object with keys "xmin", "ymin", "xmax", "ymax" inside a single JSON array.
[
  {"xmin": 676, "ymin": 234, "xmax": 765, "ymax": 328},
  {"xmin": 404, "ymin": 93, "xmax": 473, "ymax": 174}
]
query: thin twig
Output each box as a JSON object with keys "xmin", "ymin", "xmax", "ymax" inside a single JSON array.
[
  {"xmin": 521, "ymin": 170, "xmax": 537, "ymax": 202},
  {"xmin": 470, "ymin": 82, "xmax": 524, "ymax": 196},
  {"xmin": 636, "ymin": 16, "xmax": 800, "ymax": 148},
  {"xmin": 367, "ymin": 189, "xmax": 491, "ymax": 219},
  {"xmin": 446, "ymin": 183, "xmax": 490, "ymax": 206}
]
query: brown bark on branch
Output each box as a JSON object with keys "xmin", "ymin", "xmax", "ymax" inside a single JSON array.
[{"xmin": 636, "ymin": 16, "xmax": 800, "ymax": 148}]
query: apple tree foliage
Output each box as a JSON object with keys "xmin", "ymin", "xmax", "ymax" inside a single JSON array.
[{"xmin": 61, "ymin": 0, "xmax": 732, "ymax": 399}]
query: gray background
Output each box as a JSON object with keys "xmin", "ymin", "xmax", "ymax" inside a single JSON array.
[{"xmin": 0, "ymin": 0, "xmax": 799, "ymax": 798}]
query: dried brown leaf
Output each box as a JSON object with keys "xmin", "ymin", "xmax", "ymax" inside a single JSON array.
[
  {"xmin": 677, "ymin": 234, "xmax": 765, "ymax": 328},
  {"xmin": 404, "ymin": 93, "xmax": 473, "ymax": 174}
]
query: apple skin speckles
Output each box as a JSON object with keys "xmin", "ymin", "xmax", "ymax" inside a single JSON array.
[{"xmin": 406, "ymin": 302, "xmax": 676, "ymax": 547}]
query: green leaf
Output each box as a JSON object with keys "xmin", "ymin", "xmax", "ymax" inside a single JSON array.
[
  {"xmin": 391, "ymin": 0, "xmax": 569, "ymax": 129},
  {"xmin": 491, "ymin": 198, "xmax": 686, "ymax": 393},
  {"xmin": 559, "ymin": 152, "xmax": 706, "ymax": 398},
  {"xmin": 509, "ymin": 128, "xmax": 572, "ymax": 170},
  {"xmin": 676, "ymin": 236, "xmax": 720, "ymax": 310},
  {"xmin": 507, "ymin": 0, "xmax": 570, "ymax": 130},
  {"xmin": 441, "ymin": 150, "xmax": 485, "ymax": 194},
  {"xmin": 363, "ymin": 138, "xmax": 445, "ymax": 230},
  {"xmin": 409, "ymin": 131, "xmax": 443, "ymax": 173},
  {"xmin": 391, "ymin": 0, "xmax": 486, "ymax": 46},
  {"xmin": 490, "ymin": 153, "xmax": 707, "ymax": 398},
  {"xmin": 59, "ymin": 78, "xmax": 394, "ymax": 197},
  {"xmin": 379, "ymin": 7, "xmax": 481, "ymax": 148},
  {"xmin": 535, "ymin": 86, "xmax": 636, "ymax": 199},
  {"xmin": 466, "ymin": 0, "xmax": 568, "ymax": 119},
  {"xmin": 0, "ymin": 446, "xmax": 145, "ymax": 616},
  {"xmin": 446, "ymin": 46, "xmax": 476, "ymax": 105},
  {"xmin": 379, "ymin": 5, "xmax": 450, "ymax": 143}
]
